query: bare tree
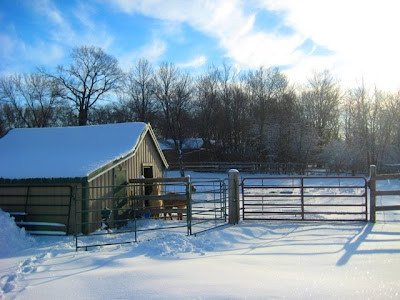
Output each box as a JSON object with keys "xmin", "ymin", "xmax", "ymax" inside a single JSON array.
[
  {"xmin": 217, "ymin": 63, "xmax": 237, "ymax": 156},
  {"xmin": 245, "ymin": 66, "xmax": 288, "ymax": 161},
  {"xmin": 154, "ymin": 62, "xmax": 194, "ymax": 175},
  {"xmin": 343, "ymin": 82, "xmax": 370, "ymax": 171},
  {"xmin": 290, "ymin": 119, "xmax": 319, "ymax": 167},
  {"xmin": 276, "ymin": 90, "xmax": 300, "ymax": 162},
  {"xmin": 123, "ymin": 58, "xmax": 156, "ymax": 123},
  {"xmin": 229, "ymin": 83, "xmax": 251, "ymax": 158},
  {"xmin": 344, "ymin": 84, "xmax": 396, "ymax": 171},
  {"xmin": 301, "ymin": 70, "xmax": 341, "ymax": 147},
  {"xmin": 0, "ymin": 73, "xmax": 62, "ymax": 128},
  {"xmin": 49, "ymin": 46, "xmax": 123, "ymax": 126},
  {"xmin": 387, "ymin": 91, "xmax": 400, "ymax": 158},
  {"xmin": 0, "ymin": 103, "xmax": 12, "ymax": 136},
  {"xmin": 195, "ymin": 66, "xmax": 221, "ymax": 145}
]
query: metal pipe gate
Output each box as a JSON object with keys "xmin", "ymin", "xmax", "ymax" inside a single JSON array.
[
  {"xmin": 242, "ymin": 176, "xmax": 368, "ymax": 221},
  {"xmin": 190, "ymin": 178, "xmax": 227, "ymax": 235},
  {"xmin": 74, "ymin": 177, "xmax": 228, "ymax": 250}
]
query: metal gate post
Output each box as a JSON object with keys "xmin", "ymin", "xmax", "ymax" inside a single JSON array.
[
  {"xmin": 186, "ymin": 176, "xmax": 192, "ymax": 235},
  {"xmin": 228, "ymin": 169, "xmax": 240, "ymax": 224}
]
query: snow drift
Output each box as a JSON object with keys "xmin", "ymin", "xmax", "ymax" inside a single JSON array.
[{"xmin": 0, "ymin": 210, "xmax": 35, "ymax": 257}]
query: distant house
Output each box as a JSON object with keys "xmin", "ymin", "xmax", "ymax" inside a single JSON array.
[
  {"xmin": 0, "ymin": 122, "xmax": 168, "ymax": 234},
  {"xmin": 159, "ymin": 138, "xmax": 215, "ymax": 167}
]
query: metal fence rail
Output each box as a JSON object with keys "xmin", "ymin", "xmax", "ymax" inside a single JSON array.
[
  {"xmin": 190, "ymin": 178, "xmax": 228, "ymax": 235},
  {"xmin": 74, "ymin": 178, "xmax": 190, "ymax": 250},
  {"xmin": 74, "ymin": 177, "xmax": 228, "ymax": 250},
  {"xmin": 242, "ymin": 176, "xmax": 368, "ymax": 221}
]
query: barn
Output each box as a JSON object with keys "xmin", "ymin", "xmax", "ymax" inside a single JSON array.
[{"xmin": 0, "ymin": 122, "xmax": 168, "ymax": 235}]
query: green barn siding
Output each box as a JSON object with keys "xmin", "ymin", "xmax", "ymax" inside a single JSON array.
[{"xmin": 0, "ymin": 182, "xmax": 82, "ymax": 235}]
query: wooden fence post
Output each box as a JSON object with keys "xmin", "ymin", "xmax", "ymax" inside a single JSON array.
[
  {"xmin": 228, "ymin": 169, "xmax": 240, "ymax": 224},
  {"xmin": 369, "ymin": 165, "xmax": 376, "ymax": 223}
]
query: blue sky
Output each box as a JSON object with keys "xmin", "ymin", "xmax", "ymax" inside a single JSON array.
[{"xmin": 1, "ymin": 0, "xmax": 399, "ymax": 91}]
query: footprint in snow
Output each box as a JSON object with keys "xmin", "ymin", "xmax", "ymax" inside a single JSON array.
[
  {"xmin": 0, "ymin": 252, "xmax": 51, "ymax": 295},
  {"xmin": 21, "ymin": 265, "xmax": 36, "ymax": 274},
  {"xmin": 1, "ymin": 274, "xmax": 17, "ymax": 293}
]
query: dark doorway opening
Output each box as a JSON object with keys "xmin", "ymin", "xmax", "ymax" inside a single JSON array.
[{"xmin": 143, "ymin": 165, "xmax": 154, "ymax": 209}]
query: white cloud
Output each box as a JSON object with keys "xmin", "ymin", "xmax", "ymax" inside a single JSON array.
[
  {"xmin": 34, "ymin": 0, "xmax": 65, "ymax": 25},
  {"xmin": 17, "ymin": 0, "xmax": 115, "ymax": 68},
  {"xmin": 4, "ymin": 0, "xmax": 397, "ymax": 91},
  {"xmin": 112, "ymin": 0, "xmax": 250, "ymax": 43},
  {"xmin": 140, "ymin": 38, "xmax": 167, "ymax": 62},
  {"xmin": 261, "ymin": 0, "xmax": 400, "ymax": 91},
  {"xmin": 74, "ymin": 2, "xmax": 97, "ymax": 30},
  {"xmin": 24, "ymin": 0, "xmax": 115, "ymax": 52},
  {"xmin": 224, "ymin": 31, "xmax": 304, "ymax": 69},
  {"xmin": 119, "ymin": 38, "xmax": 167, "ymax": 71},
  {"xmin": 111, "ymin": 0, "xmax": 400, "ymax": 91},
  {"xmin": 30, "ymin": 43, "xmax": 65, "ymax": 65},
  {"xmin": 0, "ymin": 34, "xmax": 20, "ymax": 74},
  {"xmin": 177, "ymin": 55, "xmax": 207, "ymax": 69},
  {"xmin": 111, "ymin": 0, "xmax": 304, "ymax": 65},
  {"xmin": 29, "ymin": 0, "xmax": 76, "ymax": 44},
  {"xmin": 71, "ymin": 2, "xmax": 114, "ymax": 51},
  {"xmin": 0, "ymin": 32, "xmax": 65, "ymax": 75},
  {"xmin": 0, "ymin": 33, "xmax": 15, "ymax": 58}
]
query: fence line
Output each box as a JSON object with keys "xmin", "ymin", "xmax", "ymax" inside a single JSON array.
[
  {"xmin": 168, "ymin": 161, "xmax": 351, "ymax": 175},
  {"xmin": 369, "ymin": 165, "xmax": 400, "ymax": 223},
  {"xmin": 74, "ymin": 176, "xmax": 228, "ymax": 250}
]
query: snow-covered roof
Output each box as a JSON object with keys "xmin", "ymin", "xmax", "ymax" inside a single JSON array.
[{"xmin": 0, "ymin": 122, "xmax": 163, "ymax": 179}]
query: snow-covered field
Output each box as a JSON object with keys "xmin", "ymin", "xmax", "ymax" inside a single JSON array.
[{"xmin": 1, "ymin": 171, "xmax": 400, "ymax": 299}]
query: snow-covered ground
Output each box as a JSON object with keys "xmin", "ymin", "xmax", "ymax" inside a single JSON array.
[{"xmin": 1, "ymin": 171, "xmax": 400, "ymax": 299}]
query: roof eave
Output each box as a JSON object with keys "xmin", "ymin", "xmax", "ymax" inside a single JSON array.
[{"xmin": 0, "ymin": 176, "xmax": 88, "ymax": 184}]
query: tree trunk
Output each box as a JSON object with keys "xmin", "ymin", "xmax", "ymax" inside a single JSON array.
[{"xmin": 79, "ymin": 108, "xmax": 88, "ymax": 126}]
